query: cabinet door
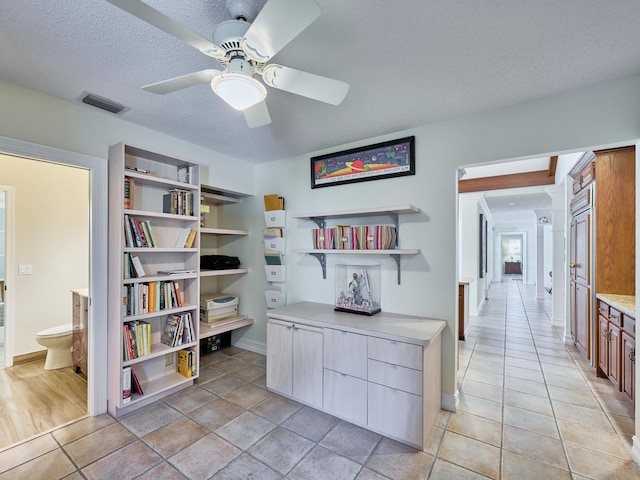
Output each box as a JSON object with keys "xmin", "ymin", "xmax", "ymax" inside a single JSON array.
[
  {"xmin": 368, "ymin": 382, "xmax": 422, "ymax": 447},
  {"xmin": 324, "ymin": 369, "xmax": 367, "ymax": 425},
  {"xmin": 323, "ymin": 328, "xmax": 367, "ymax": 379},
  {"xmin": 292, "ymin": 324, "xmax": 323, "ymax": 408},
  {"xmin": 622, "ymin": 332, "xmax": 635, "ymax": 401},
  {"xmin": 598, "ymin": 315, "xmax": 609, "ymax": 376},
  {"xmin": 574, "ymin": 283, "xmax": 590, "ymax": 359},
  {"xmin": 574, "ymin": 210, "xmax": 590, "ymax": 286},
  {"xmin": 266, "ymin": 320, "xmax": 293, "ymax": 397},
  {"xmin": 608, "ymin": 323, "xmax": 620, "ymax": 389}
]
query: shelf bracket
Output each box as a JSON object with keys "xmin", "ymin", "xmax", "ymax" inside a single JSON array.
[
  {"xmin": 390, "ymin": 254, "xmax": 402, "ymax": 284},
  {"xmin": 309, "ymin": 252, "xmax": 327, "ymax": 279},
  {"xmin": 309, "ymin": 217, "xmax": 326, "ymax": 229}
]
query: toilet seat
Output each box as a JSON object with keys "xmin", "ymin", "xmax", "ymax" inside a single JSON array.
[{"xmin": 37, "ymin": 324, "xmax": 72, "ymax": 338}]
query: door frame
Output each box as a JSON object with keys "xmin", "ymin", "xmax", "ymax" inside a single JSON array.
[
  {"xmin": 0, "ymin": 136, "xmax": 107, "ymax": 415},
  {"xmin": 0, "ymin": 185, "xmax": 15, "ymax": 367},
  {"xmin": 498, "ymin": 232, "xmax": 527, "ymax": 282}
]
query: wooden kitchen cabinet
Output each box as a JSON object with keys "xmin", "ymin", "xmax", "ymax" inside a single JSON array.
[{"xmin": 622, "ymin": 331, "xmax": 635, "ymax": 401}]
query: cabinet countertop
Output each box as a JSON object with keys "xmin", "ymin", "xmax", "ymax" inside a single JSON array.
[
  {"xmin": 266, "ymin": 302, "xmax": 446, "ymax": 346},
  {"xmin": 596, "ymin": 293, "xmax": 636, "ymax": 318}
]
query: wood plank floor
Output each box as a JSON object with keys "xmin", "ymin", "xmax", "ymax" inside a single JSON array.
[{"xmin": 0, "ymin": 359, "xmax": 87, "ymax": 449}]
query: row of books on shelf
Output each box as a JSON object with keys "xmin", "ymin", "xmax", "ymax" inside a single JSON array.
[
  {"xmin": 163, "ymin": 189, "xmax": 195, "ymax": 216},
  {"xmin": 122, "ymin": 280, "xmax": 183, "ymax": 316},
  {"xmin": 123, "ymin": 320, "xmax": 151, "ymax": 361},
  {"xmin": 124, "ymin": 177, "xmax": 134, "ymax": 210},
  {"xmin": 161, "ymin": 312, "xmax": 196, "ymax": 348},
  {"xmin": 124, "ymin": 215, "xmax": 158, "ymax": 248},
  {"xmin": 311, "ymin": 225, "xmax": 398, "ymax": 250},
  {"xmin": 122, "ymin": 365, "xmax": 143, "ymax": 404}
]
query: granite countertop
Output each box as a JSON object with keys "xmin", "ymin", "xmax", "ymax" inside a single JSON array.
[
  {"xmin": 596, "ymin": 293, "xmax": 636, "ymax": 318},
  {"xmin": 266, "ymin": 301, "xmax": 446, "ymax": 346}
]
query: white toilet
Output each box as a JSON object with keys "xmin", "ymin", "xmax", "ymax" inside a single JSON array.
[{"xmin": 35, "ymin": 324, "xmax": 73, "ymax": 370}]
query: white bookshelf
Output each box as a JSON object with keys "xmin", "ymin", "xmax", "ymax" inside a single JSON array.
[
  {"xmin": 107, "ymin": 143, "xmax": 200, "ymax": 417},
  {"xmin": 199, "ymin": 185, "xmax": 254, "ymax": 335}
]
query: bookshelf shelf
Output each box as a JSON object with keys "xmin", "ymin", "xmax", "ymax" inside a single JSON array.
[
  {"xmin": 108, "ymin": 142, "xmax": 200, "ymax": 417},
  {"xmin": 200, "ymin": 268, "xmax": 250, "ymax": 277},
  {"xmin": 201, "ymin": 227, "xmax": 249, "ymax": 236},
  {"xmin": 293, "ymin": 205, "xmax": 421, "ymax": 284},
  {"xmin": 199, "ymin": 315, "xmax": 254, "ymax": 339},
  {"xmin": 123, "ymin": 340, "xmax": 199, "ymax": 367}
]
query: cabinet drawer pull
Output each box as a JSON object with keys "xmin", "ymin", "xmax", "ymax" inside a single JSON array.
[{"xmin": 630, "ymin": 350, "xmax": 636, "ymax": 363}]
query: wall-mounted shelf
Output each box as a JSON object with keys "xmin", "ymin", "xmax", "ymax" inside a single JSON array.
[
  {"xmin": 199, "ymin": 315, "xmax": 254, "ymax": 339},
  {"xmin": 293, "ymin": 205, "xmax": 421, "ymax": 284}
]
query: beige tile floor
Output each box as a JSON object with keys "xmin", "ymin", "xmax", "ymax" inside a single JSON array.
[{"xmin": 1, "ymin": 279, "xmax": 639, "ymax": 479}]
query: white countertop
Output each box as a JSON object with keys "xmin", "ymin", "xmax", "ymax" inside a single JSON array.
[{"xmin": 266, "ymin": 302, "xmax": 446, "ymax": 346}]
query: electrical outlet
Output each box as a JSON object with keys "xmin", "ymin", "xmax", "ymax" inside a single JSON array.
[{"xmin": 165, "ymin": 353, "xmax": 173, "ymax": 366}]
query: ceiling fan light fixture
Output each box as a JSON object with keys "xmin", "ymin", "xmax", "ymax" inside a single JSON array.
[{"xmin": 211, "ymin": 73, "xmax": 267, "ymax": 110}]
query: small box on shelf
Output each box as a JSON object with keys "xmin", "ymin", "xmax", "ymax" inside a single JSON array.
[
  {"xmin": 200, "ymin": 331, "xmax": 231, "ymax": 355},
  {"xmin": 264, "ymin": 265, "xmax": 285, "ymax": 282},
  {"xmin": 264, "ymin": 210, "xmax": 286, "ymax": 228}
]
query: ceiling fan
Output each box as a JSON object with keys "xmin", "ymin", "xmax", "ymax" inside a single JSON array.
[{"xmin": 106, "ymin": 0, "xmax": 350, "ymax": 128}]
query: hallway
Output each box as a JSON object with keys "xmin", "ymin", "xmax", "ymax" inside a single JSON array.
[
  {"xmin": 1, "ymin": 279, "xmax": 639, "ymax": 478},
  {"xmin": 456, "ymin": 279, "xmax": 639, "ymax": 478}
]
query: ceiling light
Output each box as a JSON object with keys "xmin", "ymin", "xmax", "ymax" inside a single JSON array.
[{"xmin": 211, "ymin": 72, "xmax": 266, "ymax": 111}]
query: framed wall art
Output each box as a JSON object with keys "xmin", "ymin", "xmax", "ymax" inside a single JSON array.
[{"xmin": 311, "ymin": 136, "xmax": 415, "ymax": 189}]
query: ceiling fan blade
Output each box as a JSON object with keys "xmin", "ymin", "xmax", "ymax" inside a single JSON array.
[
  {"xmin": 261, "ymin": 64, "xmax": 349, "ymax": 105},
  {"xmin": 142, "ymin": 69, "xmax": 221, "ymax": 94},
  {"xmin": 105, "ymin": 0, "xmax": 226, "ymax": 59},
  {"xmin": 244, "ymin": 101, "xmax": 272, "ymax": 128},
  {"xmin": 241, "ymin": 0, "xmax": 320, "ymax": 63}
]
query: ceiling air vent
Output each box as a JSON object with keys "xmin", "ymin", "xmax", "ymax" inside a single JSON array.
[{"xmin": 81, "ymin": 93, "xmax": 126, "ymax": 114}]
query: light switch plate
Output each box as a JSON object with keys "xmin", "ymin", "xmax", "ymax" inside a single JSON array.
[{"xmin": 18, "ymin": 264, "xmax": 32, "ymax": 275}]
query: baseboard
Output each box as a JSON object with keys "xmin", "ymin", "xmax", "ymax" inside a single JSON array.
[
  {"xmin": 232, "ymin": 337, "xmax": 266, "ymax": 356},
  {"xmin": 441, "ymin": 390, "xmax": 459, "ymax": 412},
  {"xmin": 13, "ymin": 350, "xmax": 46, "ymax": 365}
]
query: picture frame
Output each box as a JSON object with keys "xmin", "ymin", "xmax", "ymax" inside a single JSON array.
[{"xmin": 311, "ymin": 136, "xmax": 415, "ymax": 189}]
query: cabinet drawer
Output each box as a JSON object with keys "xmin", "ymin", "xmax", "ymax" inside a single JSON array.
[
  {"xmin": 323, "ymin": 369, "xmax": 367, "ymax": 425},
  {"xmin": 368, "ymin": 359, "xmax": 422, "ymax": 396},
  {"xmin": 598, "ymin": 301, "xmax": 609, "ymax": 317},
  {"xmin": 368, "ymin": 382, "xmax": 422, "ymax": 447},
  {"xmin": 623, "ymin": 315, "xmax": 636, "ymax": 335},
  {"xmin": 368, "ymin": 337, "xmax": 422, "ymax": 371},
  {"xmin": 324, "ymin": 328, "xmax": 367, "ymax": 379},
  {"xmin": 609, "ymin": 308, "xmax": 622, "ymax": 326}
]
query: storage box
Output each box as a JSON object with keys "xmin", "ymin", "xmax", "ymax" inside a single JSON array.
[
  {"xmin": 264, "ymin": 237, "xmax": 285, "ymax": 253},
  {"xmin": 264, "ymin": 265, "xmax": 286, "ymax": 282},
  {"xmin": 265, "ymin": 290, "xmax": 286, "ymax": 309},
  {"xmin": 199, "ymin": 331, "xmax": 231, "ymax": 355},
  {"xmin": 264, "ymin": 210, "xmax": 286, "ymax": 228},
  {"xmin": 335, "ymin": 264, "xmax": 381, "ymax": 315}
]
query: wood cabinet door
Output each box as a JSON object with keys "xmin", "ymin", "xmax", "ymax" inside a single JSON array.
[
  {"xmin": 608, "ymin": 323, "xmax": 621, "ymax": 389},
  {"xmin": 323, "ymin": 369, "xmax": 367, "ymax": 425},
  {"xmin": 323, "ymin": 328, "xmax": 367, "ymax": 379},
  {"xmin": 598, "ymin": 316, "xmax": 609, "ymax": 376},
  {"xmin": 574, "ymin": 283, "xmax": 590, "ymax": 359},
  {"xmin": 266, "ymin": 320, "xmax": 293, "ymax": 397},
  {"xmin": 574, "ymin": 210, "xmax": 590, "ymax": 286},
  {"xmin": 622, "ymin": 331, "xmax": 635, "ymax": 401},
  {"xmin": 292, "ymin": 324, "xmax": 323, "ymax": 408}
]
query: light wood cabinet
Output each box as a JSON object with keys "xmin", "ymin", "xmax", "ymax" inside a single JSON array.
[
  {"xmin": 266, "ymin": 302, "xmax": 445, "ymax": 451},
  {"xmin": 266, "ymin": 318, "xmax": 323, "ymax": 408}
]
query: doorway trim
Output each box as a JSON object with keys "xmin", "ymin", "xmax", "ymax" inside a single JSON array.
[
  {"xmin": 0, "ymin": 136, "xmax": 107, "ymax": 415},
  {"xmin": 0, "ymin": 186, "xmax": 15, "ymax": 368}
]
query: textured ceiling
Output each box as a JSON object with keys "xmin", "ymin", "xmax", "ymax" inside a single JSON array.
[{"xmin": 2, "ymin": 1, "xmax": 640, "ymax": 164}]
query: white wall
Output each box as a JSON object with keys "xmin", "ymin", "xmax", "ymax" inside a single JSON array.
[
  {"xmin": 2, "ymin": 73, "xmax": 640, "ymax": 412},
  {"xmin": 0, "ymin": 155, "xmax": 89, "ymax": 355},
  {"xmin": 239, "ymin": 73, "xmax": 640, "ymax": 407}
]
